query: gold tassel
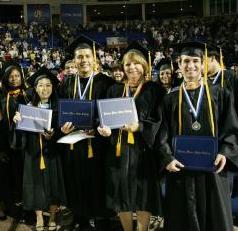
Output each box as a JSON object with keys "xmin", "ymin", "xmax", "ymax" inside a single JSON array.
[
  {"xmin": 93, "ymin": 41, "xmax": 97, "ymax": 72},
  {"xmin": 204, "ymin": 43, "xmax": 208, "ymax": 82},
  {"xmin": 88, "ymin": 139, "xmax": 93, "ymax": 158},
  {"xmin": 39, "ymin": 134, "xmax": 46, "ymax": 170},
  {"xmin": 148, "ymin": 51, "xmax": 152, "ymax": 80},
  {"xmin": 127, "ymin": 131, "xmax": 134, "ymax": 144},
  {"xmin": 40, "ymin": 155, "xmax": 46, "ymax": 170},
  {"xmin": 220, "ymin": 47, "xmax": 224, "ymax": 88},
  {"xmin": 116, "ymin": 130, "xmax": 122, "ymax": 157},
  {"xmin": 178, "ymin": 85, "xmax": 183, "ymax": 135},
  {"xmin": 70, "ymin": 144, "xmax": 74, "ymax": 150},
  {"xmin": 116, "ymin": 142, "xmax": 121, "ymax": 157}
]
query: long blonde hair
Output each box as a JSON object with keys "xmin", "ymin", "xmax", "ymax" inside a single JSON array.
[{"xmin": 122, "ymin": 50, "xmax": 149, "ymax": 79}]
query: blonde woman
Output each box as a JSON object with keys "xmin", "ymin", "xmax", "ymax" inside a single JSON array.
[{"xmin": 98, "ymin": 42, "xmax": 164, "ymax": 231}]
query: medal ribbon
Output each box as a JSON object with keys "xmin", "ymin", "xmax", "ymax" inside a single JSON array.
[
  {"xmin": 178, "ymin": 81, "xmax": 215, "ymax": 136},
  {"xmin": 77, "ymin": 73, "xmax": 94, "ymax": 100},
  {"xmin": 182, "ymin": 81, "xmax": 204, "ymax": 120}
]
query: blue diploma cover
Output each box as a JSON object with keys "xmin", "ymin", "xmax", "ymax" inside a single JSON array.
[
  {"xmin": 173, "ymin": 135, "xmax": 218, "ymax": 172},
  {"xmin": 16, "ymin": 104, "xmax": 52, "ymax": 133},
  {"xmin": 58, "ymin": 99, "xmax": 94, "ymax": 129},
  {"xmin": 97, "ymin": 97, "xmax": 138, "ymax": 129}
]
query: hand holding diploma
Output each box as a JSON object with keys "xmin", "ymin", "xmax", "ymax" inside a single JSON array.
[
  {"xmin": 13, "ymin": 111, "xmax": 22, "ymax": 123},
  {"xmin": 61, "ymin": 122, "xmax": 75, "ymax": 134},
  {"xmin": 215, "ymin": 154, "xmax": 226, "ymax": 173},
  {"xmin": 97, "ymin": 126, "xmax": 112, "ymax": 137},
  {"xmin": 166, "ymin": 159, "xmax": 184, "ymax": 172}
]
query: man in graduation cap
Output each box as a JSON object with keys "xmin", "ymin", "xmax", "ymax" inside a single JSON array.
[
  {"xmin": 155, "ymin": 41, "xmax": 238, "ymax": 231},
  {"xmin": 207, "ymin": 43, "xmax": 238, "ymax": 112},
  {"xmin": 59, "ymin": 35, "xmax": 115, "ymax": 230}
]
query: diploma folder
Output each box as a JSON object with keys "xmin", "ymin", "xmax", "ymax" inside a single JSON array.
[
  {"xmin": 58, "ymin": 99, "xmax": 94, "ymax": 129},
  {"xmin": 16, "ymin": 104, "xmax": 52, "ymax": 133},
  {"xmin": 97, "ymin": 97, "xmax": 138, "ymax": 129},
  {"xmin": 173, "ymin": 135, "xmax": 218, "ymax": 172}
]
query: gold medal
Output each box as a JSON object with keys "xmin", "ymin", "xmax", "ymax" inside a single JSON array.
[{"xmin": 192, "ymin": 121, "xmax": 201, "ymax": 131}]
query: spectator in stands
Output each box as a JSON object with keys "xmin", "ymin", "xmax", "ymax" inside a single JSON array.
[{"xmin": 111, "ymin": 63, "xmax": 125, "ymax": 82}]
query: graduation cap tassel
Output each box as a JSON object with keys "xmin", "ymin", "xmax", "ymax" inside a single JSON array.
[
  {"xmin": 116, "ymin": 130, "xmax": 122, "ymax": 157},
  {"xmin": 178, "ymin": 85, "xmax": 183, "ymax": 135},
  {"xmin": 204, "ymin": 82, "xmax": 215, "ymax": 137},
  {"xmin": 127, "ymin": 132, "xmax": 134, "ymax": 144},
  {"xmin": 87, "ymin": 77, "xmax": 94, "ymax": 159},
  {"xmin": 39, "ymin": 134, "xmax": 46, "ymax": 170},
  {"xmin": 220, "ymin": 47, "xmax": 224, "ymax": 88},
  {"xmin": 70, "ymin": 144, "xmax": 74, "ymax": 150},
  {"xmin": 88, "ymin": 139, "xmax": 93, "ymax": 158},
  {"xmin": 204, "ymin": 43, "xmax": 208, "ymax": 82},
  {"xmin": 148, "ymin": 51, "xmax": 152, "ymax": 80},
  {"xmin": 93, "ymin": 41, "xmax": 97, "ymax": 72},
  {"xmin": 6, "ymin": 93, "xmax": 11, "ymax": 128}
]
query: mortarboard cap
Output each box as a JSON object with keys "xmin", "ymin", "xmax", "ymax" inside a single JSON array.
[
  {"xmin": 1, "ymin": 60, "xmax": 21, "ymax": 78},
  {"xmin": 122, "ymin": 41, "xmax": 154, "ymax": 79},
  {"xmin": 173, "ymin": 41, "xmax": 205, "ymax": 58},
  {"xmin": 65, "ymin": 34, "xmax": 100, "ymax": 55},
  {"xmin": 1, "ymin": 60, "xmax": 24, "ymax": 86},
  {"xmin": 156, "ymin": 58, "xmax": 173, "ymax": 72},
  {"xmin": 123, "ymin": 41, "xmax": 153, "ymax": 62},
  {"xmin": 27, "ymin": 66, "xmax": 60, "ymax": 87},
  {"xmin": 64, "ymin": 35, "xmax": 100, "ymax": 71},
  {"xmin": 206, "ymin": 43, "xmax": 220, "ymax": 58}
]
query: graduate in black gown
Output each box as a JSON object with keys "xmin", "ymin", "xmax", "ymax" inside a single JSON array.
[
  {"xmin": 207, "ymin": 44, "xmax": 238, "ymax": 197},
  {"xmin": 207, "ymin": 44, "xmax": 238, "ymax": 112},
  {"xmin": 156, "ymin": 58, "xmax": 176, "ymax": 94},
  {"xmin": 60, "ymin": 35, "xmax": 115, "ymax": 230},
  {"xmin": 13, "ymin": 67, "xmax": 66, "ymax": 231},
  {"xmin": 155, "ymin": 41, "xmax": 238, "ymax": 231},
  {"xmin": 0, "ymin": 100, "xmax": 10, "ymax": 220},
  {"xmin": 98, "ymin": 42, "xmax": 164, "ymax": 231},
  {"xmin": 0, "ymin": 62, "xmax": 29, "ymax": 220}
]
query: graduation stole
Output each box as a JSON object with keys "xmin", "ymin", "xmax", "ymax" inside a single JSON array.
[
  {"xmin": 178, "ymin": 79, "xmax": 215, "ymax": 137},
  {"xmin": 6, "ymin": 89, "xmax": 21, "ymax": 128},
  {"xmin": 220, "ymin": 47, "xmax": 225, "ymax": 88},
  {"xmin": 38, "ymin": 102, "xmax": 52, "ymax": 170},
  {"xmin": 116, "ymin": 82, "xmax": 143, "ymax": 157},
  {"xmin": 39, "ymin": 134, "xmax": 46, "ymax": 170},
  {"xmin": 71, "ymin": 74, "xmax": 94, "ymax": 158}
]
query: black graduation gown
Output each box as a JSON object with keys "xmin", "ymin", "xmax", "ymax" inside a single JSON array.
[
  {"xmin": 208, "ymin": 69, "xmax": 238, "ymax": 113},
  {"xmin": 60, "ymin": 73, "xmax": 115, "ymax": 219},
  {"xmin": 105, "ymin": 81, "xmax": 164, "ymax": 215},
  {"xmin": 23, "ymin": 106, "xmax": 66, "ymax": 211},
  {"xmin": 0, "ymin": 116, "xmax": 11, "ymax": 206},
  {"xmin": 155, "ymin": 83, "xmax": 238, "ymax": 231},
  {"xmin": 0, "ymin": 90, "xmax": 28, "ymax": 204}
]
